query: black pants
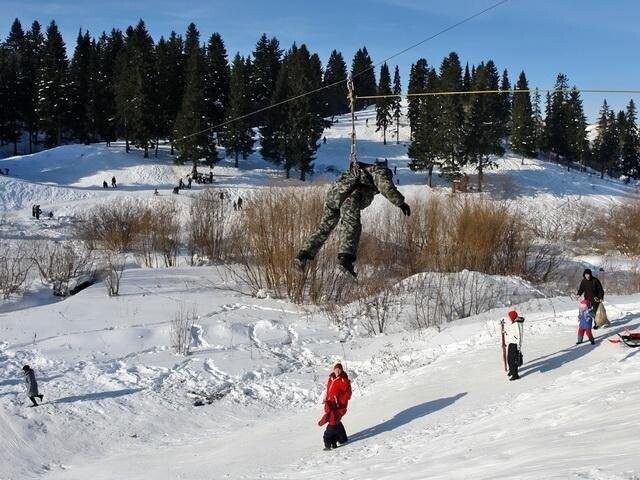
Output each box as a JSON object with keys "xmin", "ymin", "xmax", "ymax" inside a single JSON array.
[
  {"xmin": 507, "ymin": 343, "xmax": 520, "ymax": 378},
  {"xmin": 29, "ymin": 395, "xmax": 42, "ymax": 406},
  {"xmin": 323, "ymin": 422, "xmax": 348, "ymax": 448}
]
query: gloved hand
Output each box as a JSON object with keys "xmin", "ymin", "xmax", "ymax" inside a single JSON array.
[{"xmin": 399, "ymin": 203, "xmax": 411, "ymax": 216}]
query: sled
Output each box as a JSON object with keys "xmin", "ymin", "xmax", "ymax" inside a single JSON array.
[{"xmin": 608, "ymin": 329, "xmax": 640, "ymax": 347}]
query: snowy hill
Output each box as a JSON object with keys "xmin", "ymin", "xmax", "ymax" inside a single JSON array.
[{"xmin": 1, "ymin": 107, "xmax": 640, "ymax": 479}]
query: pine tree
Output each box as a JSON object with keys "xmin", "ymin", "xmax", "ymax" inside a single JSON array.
[
  {"xmin": 204, "ymin": 33, "xmax": 229, "ymax": 137},
  {"xmin": 221, "ymin": 53, "xmax": 254, "ymax": 167},
  {"xmin": 114, "ymin": 21, "xmax": 156, "ymax": 157},
  {"xmin": 323, "ymin": 49, "xmax": 348, "ymax": 117},
  {"xmin": 499, "ymin": 68, "xmax": 511, "ymax": 136},
  {"xmin": 351, "ymin": 47, "xmax": 376, "ymax": 109},
  {"xmin": 408, "ymin": 67, "xmax": 439, "ymax": 186},
  {"xmin": 285, "ymin": 44, "xmax": 323, "ymax": 180},
  {"xmin": 250, "ymin": 34, "xmax": 281, "ymax": 126},
  {"xmin": 375, "ymin": 63, "xmax": 392, "ymax": 144},
  {"xmin": 68, "ymin": 30, "xmax": 95, "ymax": 143},
  {"xmin": 95, "ymin": 29, "xmax": 123, "ymax": 145},
  {"xmin": 532, "ymin": 87, "xmax": 544, "ymax": 154},
  {"xmin": 437, "ymin": 52, "xmax": 465, "ymax": 185},
  {"xmin": 23, "ymin": 21, "xmax": 44, "ymax": 152},
  {"xmin": 593, "ymin": 100, "xmax": 618, "ymax": 179},
  {"xmin": 260, "ymin": 52, "xmax": 290, "ymax": 167},
  {"xmin": 619, "ymin": 99, "xmax": 640, "ymax": 179},
  {"xmin": 165, "ymin": 32, "xmax": 185, "ymax": 153},
  {"xmin": 510, "ymin": 71, "xmax": 536, "ymax": 160},
  {"xmin": 392, "ymin": 65, "xmax": 402, "ymax": 144},
  {"xmin": 174, "ymin": 26, "xmax": 216, "ymax": 170},
  {"xmin": 407, "ymin": 58, "xmax": 428, "ymax": 138},
  {"xmin": 1, "ymin": 20, "xmax": 24, "ymax": 153},
  {"xmin": 463, "ymin": 61, "xmax": 504, "ymax": 191},
  {"xmin": 544, "ymin": 73, "xmax": 570, "ymax": 160},
  {"xmin": 565, "ymin": 87, "xmax": 588, "ymax": 168},
  {"xmin": 38, "ymin": 21, "xmax": 69, "ymax": 147}
]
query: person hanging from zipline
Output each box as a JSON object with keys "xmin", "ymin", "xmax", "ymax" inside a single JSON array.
[{"xmin": 295, "ymin": 160, "xmax": 410, "ymax": 277}]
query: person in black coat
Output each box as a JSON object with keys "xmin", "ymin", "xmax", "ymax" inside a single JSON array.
[
  {"xmin": 577, "ymin": 268, "xmax": 605, "ymax": 328},
  {"xmin": 22, "ymin": 365, "xmax": 44, "ymax": 406}
]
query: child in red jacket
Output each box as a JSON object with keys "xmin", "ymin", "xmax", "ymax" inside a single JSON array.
[{"xmin": 318, "ymin": 363, "xmax": 352, "ymax": 450}]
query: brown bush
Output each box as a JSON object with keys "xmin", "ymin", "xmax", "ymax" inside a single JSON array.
[
  {"xmin": 604, "ymin": 201, "xmax": 640, "ymax": 256},
  {"xmin": 230, "ymin": 186, "xmax": 347, "ymax": 303},
  {"xmin": 231, "ymin": 187, "xmax": 533, "ymax": 306},
  {"xmin": 186, "ymin": 189, "xmax": 230, "ymax": 264},
  {"xmin": 77, "ymin": 198, "xmax": 181, "ymax": 268}
]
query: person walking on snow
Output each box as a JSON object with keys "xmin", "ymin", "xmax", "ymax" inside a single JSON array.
[
  {"xmin": 22, "ymin": 365, "xmax": 44, "ymax": 407},
  {"xmin": 576, "ymin": 299, "xmax": 596, "ymax": 345},
  {"xmin": 296, "ymin": 161, "xmax": 411, "ymax": 277},
  {"xmin": 111, "ymin": 176, "xmax": 117, "ymax": 188},
  {"xmin": 504, "ymin": 310, "xmax": 524, "ymax": 380},
  {"xmin": 577, "ymin": 268, "xmax": 604, "ymax": 328},
  {"xmin": 318, "ymin": 363, "xmax": 352, "ymax": 450}
]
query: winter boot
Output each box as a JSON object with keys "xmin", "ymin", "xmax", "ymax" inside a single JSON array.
[
  {"xmin": 337, "ymin": 254, "xmax": 357, "ymax": 278},
  {"xmin": 295, "ymin": 251, "xmax": 312, "ymax": 273},
  {"xmin": 590, "ymin": 338, "xmax": 595, "ymax": 345},
  {"xmin": 39, "ymin": 394, "xmax": 44, "ymax": 401}
]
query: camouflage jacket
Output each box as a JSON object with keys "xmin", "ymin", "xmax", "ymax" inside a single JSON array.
[{"xmin": 327, "ymin": 162, "xmax": 405, "ymax": 210}]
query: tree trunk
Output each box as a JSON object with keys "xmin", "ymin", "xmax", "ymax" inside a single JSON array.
[
  {"xmin": 396, "ymin": 116, "xmax": 400, "ymax": 145},
  {"xmin": 234, "ymin": 151, "xmax": 239, "ymax": 168},
  {"xmin": 383, "ymin": 127, "xmax": 387, "ymax": 145},
  {"xmin": 478, "ymin": 160, "xmax": 483, "ymax": 192},
  {"xmin": 144, "ymin": 145, "xmax": 149, "ymax": 158},
  {"xmin": 428, "ymin": 165, "xmax": 433, "ymax": 187}
]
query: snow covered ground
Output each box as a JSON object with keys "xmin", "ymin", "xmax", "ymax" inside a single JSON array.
[{"xmin": 1, "ymin": 107, "xmax": 640, "ymax": 479}]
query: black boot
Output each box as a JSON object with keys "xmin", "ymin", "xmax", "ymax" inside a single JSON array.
[
  {"xmin": 294, "ymin": 251, "xmax": 312, "ymax": 272},
  {"xmin": 337, "ymin": 254, "xmax": 357, "ymax": 278}
]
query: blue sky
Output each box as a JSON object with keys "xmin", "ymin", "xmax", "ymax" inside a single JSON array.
[{"xmin": 2, "ymin": 0, "xmax": 638, "ymax": 121}]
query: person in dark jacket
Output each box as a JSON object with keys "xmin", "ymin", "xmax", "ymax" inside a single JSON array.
[
  {"xmin": 296, "ymin": 161, "xmax": 411, "ymax": 277},
  {"xmin": 22, "ymin": 365, "xmax": 44, "ymax": 406},
  {"xmin": 577, "ymin": 268, "xmax": 604, "ymax": 328},
  {"xmin": 111, "ymin": 176, "xmax": 117, "ymax": 188}
]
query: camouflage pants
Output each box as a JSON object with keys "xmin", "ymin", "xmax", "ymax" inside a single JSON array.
[{"xmin": 302, "ymin": 190, "xmax": 372, "ymax": 260}]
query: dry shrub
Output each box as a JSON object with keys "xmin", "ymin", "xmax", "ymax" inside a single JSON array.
[
  {"xmin": 230, "ymin": 186, "xmax": 346, "ymax": 303},
  {"xmin": 77, "ymin": 198, "xmax": 181, "ymax": 268},
  {"xmin": 352, "ymin": 277, "xmax": 405, "ymax": 334},
  {"xmin": 170, "ymin": 303, "xmax": 197, "ymax": 355},
  {"xmin": 186, "ymin": 189, "xmax": 229, "ymax": 264},
  {"xmin": 604, "ymin": 201, "xmax": 640, "ymax": 256},
  {"xmin": 0, "ymin": 242, "xmax": 32, "ymax": 298},
  {"xmin": 77, "ymin": 199, "xmax": 141, "ymax": 253},
  {"xmin": 136, "ymin": 200, "xmax": 181, "ymax": 267},
  {"xmin": 367, "ymin": 195, "xmax": 529, "ymax": 277},
  {"xmin": 231, "ymin": 188, "xmax": 535, "ymax": 306},
  {"xmin": 31, "ymin": 240, "xmax": 94, "ymax": 296},
  {"xmin": 104, "ymin": 251, "xmax": 126, "ymax": 296}
]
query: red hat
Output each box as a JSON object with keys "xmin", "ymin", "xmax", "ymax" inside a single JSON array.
[{"xmin": 508, "ymin": 310, "xmax": 518, "ymax": 322}]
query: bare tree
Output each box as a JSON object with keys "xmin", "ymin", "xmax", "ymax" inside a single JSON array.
[
  {"xmin": 31, "ymin": 241, "xmax": 94, "ymax": 296},
  {"xmin": 0, "ymin": 242, "xmax": 32, "ymax": 299}
]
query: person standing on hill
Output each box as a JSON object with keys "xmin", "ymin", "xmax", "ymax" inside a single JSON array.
[
  {"xmin": 318, "ymin": 363, "xmax": 352, "ymax": 450},
  {"xmin": 576, "ymin": 299, "xmax": 596, "ymax": 345},
  {"xmin": 22, "ymin": 365, "xmax": 44, "ymax": 407},
  {"xmin": 577, "ymin": 268, "xmax": 604, "ymax": 328},
  {"xmin": 504, "ymin": 310, "xmax": 524, "ymax": 381},
  {"xmin": 295, "ymin": 161, "xmax": 410, "ymax": 278},
  {"xmin": 111, "ymin": 176, "xmax": 117, "ymax": 188}
]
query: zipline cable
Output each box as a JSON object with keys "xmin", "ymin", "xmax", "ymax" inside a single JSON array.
[
  {"xmin": 174, "ymin": 0, "xmax": 510, "ymax": 144},
  {"xmin": 355, "ymin": 88, "xmax": 640, "ymax": 100}
]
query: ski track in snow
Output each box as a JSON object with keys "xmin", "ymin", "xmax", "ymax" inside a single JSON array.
[{"xmin": 1, "ymin": 108, "xmax": 640, "ymax": 479}]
